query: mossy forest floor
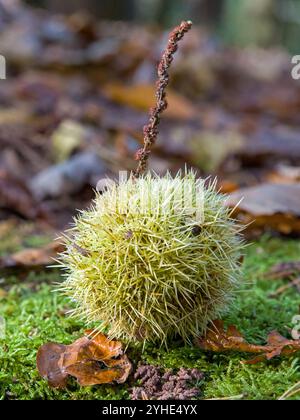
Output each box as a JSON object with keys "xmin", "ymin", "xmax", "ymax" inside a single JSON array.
[{"xmin": 0, "ymin": 232, "xmax": 299, "ymax": 400}]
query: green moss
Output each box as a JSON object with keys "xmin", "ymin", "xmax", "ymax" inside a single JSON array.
[
  {"xmin": 0, "ymin": 281, "xmax": 129, "ymax": 400},
  {"xmin": 0, "ymin": 223, "xmax": 53, "ymax": 257},
  {"xmin": 0, "ymin": 236, "xmax": 299, "ymax": 400}
]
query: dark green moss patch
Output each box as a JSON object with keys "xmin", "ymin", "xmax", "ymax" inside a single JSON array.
[{"xmin": 0, "ymin": 236, "xmax": 299, "ymax": 400}]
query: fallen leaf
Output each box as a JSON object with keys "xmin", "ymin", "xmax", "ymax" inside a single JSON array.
[
  {"xmin": 0, "ymin": 108, "xmax": 31, "ymax": 125},
  {"xmin": 37, "ymin": 331, "xmax": 132, "ymax": 388},
  {"xmin": 65, "ymin": 361, "xmax": 122, "ymax": 386},
  {"xmin": 0, "ymin": 169, "xmax": 42, "ymax": 220},
  {"xmin": 266, "ymin": 165, "xmax": 300, "ymax": 184},
  {"xmin": 0, "ymin": 240, "xmax": 64, "ymax": 271},
  {"xmin": 36, "ymin": 342, "xmax": 68, "ymax": 388},
  {"xmin": 218, "ymin": 180, "xmax": 240, "ymax": 194},
  {"xmin": 30, "ymin": 152, "xmax": 106, "ymax": 199},
  {"xmin": 197, "ymin": 320, "xmax": 300, "ymax": 364},
  {"xmin": 102, "ymin": 83, "xmax": 197, "ymax": 120},
  {"xmin": 227, "ymin": 183, "xmax": 300, "ymax": 235},
  {"xmin": 238, "ymin": 128, "xmax": 300, "ymax": 166}
]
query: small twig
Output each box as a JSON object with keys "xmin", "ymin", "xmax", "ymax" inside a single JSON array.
[
  {"xmin": 269, "ymin": 277, "xmax": 300, "ymax": 298},
  {"xmin": 264, "ymin": 261, "xmax": 300, "ymax": 280},
  {"xmin": 204, "ymin": 394, "xmax": 245, "ymax": 401},
  {"xmin": 278, "ymin": 381, "xmax": 300, "ymax": 400},
  {"xmin": 133, "ymin": 20, "xmax": 192, "ymax": 177}
]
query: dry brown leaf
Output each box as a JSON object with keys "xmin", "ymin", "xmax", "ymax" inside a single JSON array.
[
  {"xmin": 36, "ymin": 342, "xmax": 68, "ymax": 388},
  {"xmin": 102, "ymin": 83, "xmax": 197, "ymax": 120},
  {"xmin": 0, "ymin": 240, "xmax": 64, "ymax": 271},
  {"xmin": 266, "ymin": 165, "xmax": 300, "ymax": 184},
  {"xmin": 65, "ymin": 361, "xmax": 122, "ymax": 386},
  {"xmin": 227, "ymin": 183, "xmax": 300, "ymax": 235},
  {"xmin": 37, "ymin": 331, "xmax": 132, "ymax": 388},
  {"xmin": 218, "ymin": 180, "xmax": 240, "ymax": 194},
  {"xmin": 197, "ymin": 320, "xmax": 300, "ymax": 364},
  {"xmin": 237, "ymin": 128, "xmax": 300, "ymax": 166},
  {"xmin": 0, "ymin": 108, "xmax": 31, "ymax": 125},
  {"xmin": 0, "ymin": 169, "xmax": 42, "ymax": 220}
]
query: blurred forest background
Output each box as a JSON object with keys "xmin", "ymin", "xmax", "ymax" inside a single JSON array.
[
  {"xmin": 26, "ymin": 0, "xmax": 300, "ymax": 52},
  {"xmin": 0, "ymin": 0, "xmax": 300, "ymax": 235},
  {"xmin": 1, "ymin": 0, "xmax": 300, "ymax": 402}
]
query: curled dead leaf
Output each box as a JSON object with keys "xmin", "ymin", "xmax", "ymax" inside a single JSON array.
[
  {"xmin": 197, "ymin": 320, "xmax": 300, "ymax": 364},
  {"xmin": 37, "ymin": 331, "xmax": 132, "ymax": 388},
  {"xmin": 0, "ymin": 240, "xmax": 64, "ymax": 272},
  {"xmin": 102, "ymin": 83, "xmax": 197, "ymax": 120},
  {"xmin": 36, "ymin": 343, "xmax": 68, "ymax": 388},
  {"xmin": 0, "ymin": 168, "xmax": 46, "ymax": 220},
  {"xmin": 227, "ymin": 183, "xmax": 300, "ymax": 235}
]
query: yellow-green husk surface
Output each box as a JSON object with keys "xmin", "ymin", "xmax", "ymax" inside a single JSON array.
[{"xmin": 58, "ymin": 172, "xmax": 243, "ymax": 346}]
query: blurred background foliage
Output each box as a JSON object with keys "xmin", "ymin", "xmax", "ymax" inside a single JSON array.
[{"xmin": 25, "ymin": 0, "xmax": 300, "ymax": 52}]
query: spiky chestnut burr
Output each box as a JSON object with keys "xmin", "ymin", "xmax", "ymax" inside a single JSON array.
[
  {"xmin": 58, "ymin": 21, "xmax": 244, "ymax": 346},
  {"xmin": 59, "ymin": 172, "xmax": 243, "ymax": 345}
]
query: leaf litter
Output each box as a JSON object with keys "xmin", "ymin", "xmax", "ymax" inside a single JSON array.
[
  {"xmin": 37, "ymin": 330, "xmax": 132, "ymax": 388},
  {"xmin": 197, "ymin": 320, "xmax": 300, "ymax": 364}
]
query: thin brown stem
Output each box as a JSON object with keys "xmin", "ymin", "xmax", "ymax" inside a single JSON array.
[{"xmin": 133, "ymin": 20, "xmax": 192, "ymax": 177}]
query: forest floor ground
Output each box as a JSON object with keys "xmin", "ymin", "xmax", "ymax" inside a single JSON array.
[{"xmin": 0, "ymin": 230, "xmax": 299, "ymax": 400}]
